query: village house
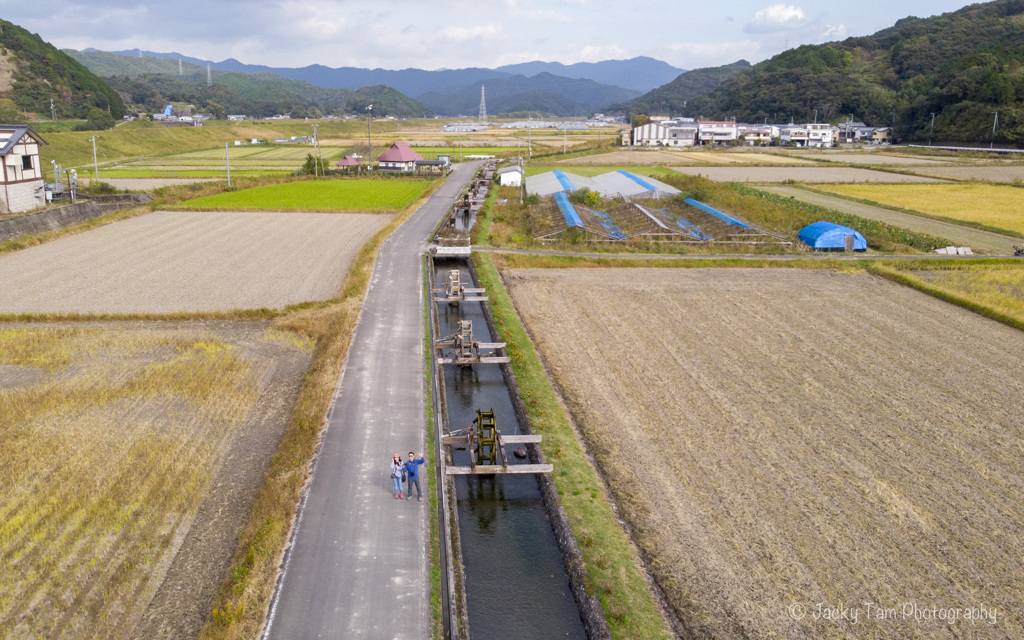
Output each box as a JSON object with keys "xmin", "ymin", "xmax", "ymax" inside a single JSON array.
[
  {"xmin": 496, "ymin": 165, "xmax": 523, "ymax": 187},
  {"xmin": 807, "ymin": 123, "xmax": 834, "ymax": 147},
  {"xmin": 376, "ymin": 142, "xmax": 424, "ymax": 172},
  {"xmin": 630, "ymin": 120, "xmax": 698, "ymax": 147},
  {"xmin": 780, "ymin": 125, "xmax": 810, "ymax": 146},
  {"xmin": 0, "ymin": 125, "xmax": 47, "ymax": 214},
  {"xmin": 698, "ymin": 120, "xmax": 739, "ymax": 144}
]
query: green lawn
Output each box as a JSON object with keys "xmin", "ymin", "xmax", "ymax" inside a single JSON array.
[{"xmin": 176, "ymin": 179, "xmax": 435, "ymax": 212}]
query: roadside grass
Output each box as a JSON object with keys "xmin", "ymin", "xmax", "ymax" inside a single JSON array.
[
  {"xmin": 423, "ymin": 258, "xmax": 442, "ymax": 639},
  {"xmin": 197, "ymin": 179, "xmax": 443, "ymax": 640},
  {"xmin": 0, "ymin": 327, "xmax": 270, "ymax": 638},
  {"xmin": 472, "ymin": 253, "xmax": 675, "ymax": 640},
  {"xmin": 814, "ymin": 183, "xmax": 1024, "ymax": 236},
  {"xmin": 175, "ymin": 178, "xmax": 436, "ymax": 212}
]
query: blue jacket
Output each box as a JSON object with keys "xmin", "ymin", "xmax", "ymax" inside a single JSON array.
[{"xmin": 404, "ymin": 457, "xmax": 425, "ymax": 479}]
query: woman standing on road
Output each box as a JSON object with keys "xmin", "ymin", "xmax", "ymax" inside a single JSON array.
[{"xmin": 391, "ymin": 454, "xmax": 405, "ymax": 499}]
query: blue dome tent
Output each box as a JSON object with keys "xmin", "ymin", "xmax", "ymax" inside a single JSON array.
[{"xmin": 799, "ymin": 221, "xmax": 867, "ymax": 251}]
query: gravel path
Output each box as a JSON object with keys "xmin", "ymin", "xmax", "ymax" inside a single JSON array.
[
  {"xmin": 0, "ymin": 211, "xmax": 390, "ymax": 314},
  {"xmin": 671, "ymin": 166, "xmax": 941, "ymax": 183},
  {"xmin": 762, "ymin": 186, "xmax": 1021, "ymax": 252}
]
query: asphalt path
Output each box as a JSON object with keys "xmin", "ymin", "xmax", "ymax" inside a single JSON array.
[{"xmin": 265, "ymin": 161, "xmax": 481, "ymax": 640}]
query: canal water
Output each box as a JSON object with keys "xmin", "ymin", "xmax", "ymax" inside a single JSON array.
[{"xmin": 434, "ymin": 261, "xmax": 586, "ymax": 640}]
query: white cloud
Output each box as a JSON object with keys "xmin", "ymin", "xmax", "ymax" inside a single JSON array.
[
  {"xmin": 746, "ymin": 4, "xmax": 809, "ymax": 33},
  {"xmin": 819, "ymin": 24, "xmax": 847, "ymax": 40},
  {"xmin": 668, "ymin": 40, "xmax": 761, "ymax": 67},
  {"xmin": 577, "ymin": 44, "xmax": 627, "ymax": 62},
  {"xmin": 439, "ymin": 23, "xmax": 502, "ymax": 41}
]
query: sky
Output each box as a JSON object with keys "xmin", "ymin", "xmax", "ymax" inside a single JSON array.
[{"xmin": 8, "ymin": 0, "xmax": 979, "ymax": 71}]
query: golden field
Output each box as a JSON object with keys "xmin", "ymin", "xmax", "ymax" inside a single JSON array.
[
  {"xmin": 816, "ymin": 183, "xmax": 1024, "ymax": 234},
  {"xmin": 0, "ymin": 323, "xmax": 311, "ymax": 639}
]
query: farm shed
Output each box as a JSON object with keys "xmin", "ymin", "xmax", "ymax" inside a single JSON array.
[
  {"xmin": 496, "ymin": 165, "xmax": 523, "ymax": 187},
  {"xmin": 799, "ymin": 221, "xmax": 867, "ymax": 251}
]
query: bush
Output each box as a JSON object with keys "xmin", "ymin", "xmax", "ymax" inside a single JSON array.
[{"xmin": 569, "ymin": 187, "xmax": 600, "ymax": 207}]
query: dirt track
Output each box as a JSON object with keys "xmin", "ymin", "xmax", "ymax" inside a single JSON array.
[
  {"xmin": 506, "ymin": 267, "xmax": 1024, "ymax": 639},
  {"xmin": 0, "ymin": 210, "xmax": 389, "ymax": 314}
]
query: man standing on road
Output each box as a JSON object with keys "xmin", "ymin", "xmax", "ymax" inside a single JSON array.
[{"xmin": 404, "ymin": 452, "xmax": 426, "ymax": 501}]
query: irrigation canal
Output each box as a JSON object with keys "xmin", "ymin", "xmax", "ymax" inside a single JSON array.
[{"xmin": 431, "ymin": 259, "xmax": 588, "ymax": 639}]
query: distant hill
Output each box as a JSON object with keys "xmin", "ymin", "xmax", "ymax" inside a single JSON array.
[
  {"xmin": 604, "ymin": 60, "xmax": 750, "ymax": 117},
  {"xmin": 418, "ymin": 73, "xmax": 639, "ymax": 117},
  {"xmin": 68, "ymin": 50, "xmax": 430, "ymax": 118},
  {"xmin": 494, "ymin": 57, "xmax": 685, "ymax": 93},
  {"xmin": 0, "ymin": 21, "xmax": 124, "ymax": 121},
  {"xmin": 685, "ymin": 0, "xmax": 1024, "ymax": 142},
  {"xmin": 105, "ymin": 50, "xmax": 682, "ymax": 96}
]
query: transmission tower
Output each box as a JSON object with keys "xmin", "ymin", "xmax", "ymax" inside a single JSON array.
[
  {"xmin": 478, "ymin": 85, "xmax": 487, "ymax": 123},
  {"xmin": 206, "ymin": 64, "xmax": 212, "ymax": 87}
]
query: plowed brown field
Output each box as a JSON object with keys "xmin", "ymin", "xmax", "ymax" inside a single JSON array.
[{"xmin": 506, "ymin": 267, "xmax": 1024, "ymax": 639}]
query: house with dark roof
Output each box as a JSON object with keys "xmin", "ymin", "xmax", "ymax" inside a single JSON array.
[
  {"xmin": 376, "ymin": 142, "xmax": 423, "ymax": 173},
  {"xmin": 0, "ymin": 125, "xmax": 47, "ymax": 213}
]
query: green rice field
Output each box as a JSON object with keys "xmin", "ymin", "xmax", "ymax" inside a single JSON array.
[
  {"xmin": 408, "ymin": 146, "xmax": 518, "ymax": 160},
  {"xmin": 176, "ymin": 179, "xmax": 435, "ymax": 212}
]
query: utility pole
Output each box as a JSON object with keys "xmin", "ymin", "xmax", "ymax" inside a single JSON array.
[
  {"xmin": 50, "ymin": 99, "xmax": 56, "ymax": 121},
  {"xmin": 813, "ymin": 109, "xmax": 817, "ymax": 124},
  {"xmin": 991, "ymin": 111, "xmax": 999, "ymax": 150},
  {"xmin": 311, "ymin": 123, "xmax": 320, "ymax": 177},
  {"xmin": 88, "ymin": 135, "xmax": 99, "ymax": 179},
  {"xmin": 225, "ymin": 143, "xmax": 231, "ymax": 187},
  {"xmin": 366, "ymin": 104, "xmax": 373, "ymax": 174},
  {"xmin": 563, "ymin": 126, "xmax": 567, "ymax": 154},
  {"xmin": 929, "ymin": 112, "xmax": 936, "ymax": 146}
]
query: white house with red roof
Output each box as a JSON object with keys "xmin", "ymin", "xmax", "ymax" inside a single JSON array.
[
  {"xmin": 0, "ymin": 124, "xmax": 47, "ymax": 213},
  {"xmin": 376, "ymin": 142, "xmax": 423, "ymax": 173}
]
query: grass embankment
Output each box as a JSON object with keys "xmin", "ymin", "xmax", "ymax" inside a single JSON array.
[
  {"xmin": 176, "ymin": 178, "xmax": 435, "ymax": 212},
  {"xmin": 198, "ymin": 179, "xmax": 442, "ymax": 640},
  {"xmin": 0, "ymin": 326, "xmax": 289, "ymax": 638},
  {"xmin": 472, "ymin": 253, "xmax": 674, "ymax": 639},
  {"xmin": 422, "ymin": 258, "xmax": 443, "ymax": 639},
  {"xmin": 813, "ymin": 183, "xmax": 1024, "ymax": 237},
  {"xmin": 96, "ymin": 169, "xmax": 290, "ymax": 179}
]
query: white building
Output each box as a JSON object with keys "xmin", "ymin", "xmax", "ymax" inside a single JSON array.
[
  {"xmin": 780, "ymin": 125, "xmax": 810, "ymax": 146},
  {"xmin": 0, "ymin": 125, "xmax": 47, "ymax": 213},
  {"xmin": 630, "ymin": 120, "xmax": 698, "ymax": 147},
  {"xmin": 496, "ymin": 165, "xmax": 523, "ymax": 187},
  {"xmin": 807, "ymin": 123, "xmax": 834, "ymax": 147},
  {"xmin": 698, "ymin": 121, "xmax": 739, "ymax": 144}
]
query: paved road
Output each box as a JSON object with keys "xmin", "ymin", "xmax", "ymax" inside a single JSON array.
[
  {"xmin": 762, "ymin": 186, "xmax": 1022, "ymax": 253},
  {"xmin": 265, "ymin": 162, "xmax": 481, "ymax": 640}
]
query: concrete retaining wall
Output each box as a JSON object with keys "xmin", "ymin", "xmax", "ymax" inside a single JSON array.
[{"xmin": 0, "ymin": 194, "xmax": 151, "ymax": 243}]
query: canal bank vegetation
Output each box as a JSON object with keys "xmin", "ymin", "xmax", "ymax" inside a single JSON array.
[{"xmin": 472, "ymin": 253, "xmax": 676, "ymax": 639}]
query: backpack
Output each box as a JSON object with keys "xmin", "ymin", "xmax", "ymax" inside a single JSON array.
[{"xmin": 401, "ymin": 469, "xmax": 408, "ymax": 482}]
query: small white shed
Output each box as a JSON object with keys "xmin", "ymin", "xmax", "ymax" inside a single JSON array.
[{"xmin": 497, "ymin": 165, "xmax": 523, "ymax": 187}]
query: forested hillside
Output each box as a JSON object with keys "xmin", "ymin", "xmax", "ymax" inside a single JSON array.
[
  {"xmin": 0, "ymin": 20, "xmax": 124, "ymax": 124},
  {"xmin": 69, "ymin": 49, "xmax": 430, "ymax": 119},
  {"xmin": 604, "ymin": 61, "xmax": 750, "ymax": 117},
  {"xmin": 684, "ymin": 0, "xmax": 1024, "ymax": 143}
]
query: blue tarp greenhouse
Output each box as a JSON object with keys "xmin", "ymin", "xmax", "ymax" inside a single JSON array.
[{"xmin": 799, "ymin": 221, "xmax": 867, "ymax": 251}]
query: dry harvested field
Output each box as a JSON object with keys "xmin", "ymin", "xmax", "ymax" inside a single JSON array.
[
  {"xmin": 673, "ymin": 152, "xmax": 817, "ymax": 165},
  {"xmin": 506, "ymin": 267, "xmax": 1024, "ymax": 639},
  {"xmin": 800, "ymin": 153, "xmax": 953, "ymax": 165},
  {"xmin": 910, "ymin": 165, "xmax": 1024, "ymax": 182},
  {"xmin": 561, "ymin": 150, "xmax": 698, "ymax": 164},
  {"xmin": 0, "ymin": 321, "xmax": 312, "ymax": 639},
  {"xmin": 80, "ymin": 177, "xmax": 221, "ymax": 190},
  {"xmin": 670, "ymin": 165, "xmax": 942, "ymax": 183},
  {"xmin": 0, "ymin": 210, "xmax": 388, "ymax": 314}
]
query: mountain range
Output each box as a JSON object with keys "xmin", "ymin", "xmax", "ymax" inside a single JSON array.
[{"xmin": 97, "ymin": 50, "xmax": 683, "ymax": 95}]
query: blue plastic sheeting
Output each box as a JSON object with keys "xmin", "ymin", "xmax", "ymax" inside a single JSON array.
[
  {"xmin": 799, "ymin": 221, "xmax": 867, "ymax": 251},
  {"xmin": 684, "ymin": 198, "xmax": 750, "ymax": 228},
  {"xmin": 617, "ymin": 170, "xmax": 658, "ymax": 191},
  {"xmin": 658, "ymin": 209, "xmax": 711, "ymax": 239},
  {"xmin": 552, "ymin": 170, "xmax": 577, "ymax": 192},
  {"xmin": 591, "ymin": 209, "xmax": 627, "ymax": 239},
  {"xmin": 554, "ymin": 192, "xmax": 583, "ymax": 228}
]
